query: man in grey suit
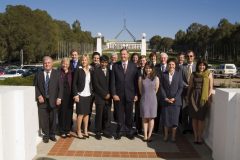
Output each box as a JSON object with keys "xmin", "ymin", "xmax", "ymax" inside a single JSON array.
[
  {"xmin": 181, "ymin": 50, "xmax": 196, "ymax": 133},
  {"xmin": 111, "ymin": 49, "xmax": 138, "ymax": 140},
  {"xmin": 34, "ymin": 56, "xmax": 63, "ymax": 143}
]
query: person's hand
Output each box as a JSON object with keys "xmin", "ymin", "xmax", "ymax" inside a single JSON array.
[
  {"xmin": 169, "ymin": 98, "xmax": 175, "ymax": 103},
  {"xmin": 74, "ymin": 95, "xmax": 80, "ymax": 103},
  {"xmin": 104, "ymin": 94, "xmax": 110, "ymax": 100},
  {"xmin": 113, "ymin": 95, "xmax": 120, "ymax": 101},
  {"xmin": 38, "ymin": 95, "xmax": 44, "ymax": 104},
  {"xmin": 134, "ymin": 96, "xmax": 138, "ymax": 102},
  {"xmin": 165, "ymin": 98, "xmax": 173, "ymax": 104},
  {"xmin": 56, "ymin": 98, "xmax": 61, "ymax": 106}
]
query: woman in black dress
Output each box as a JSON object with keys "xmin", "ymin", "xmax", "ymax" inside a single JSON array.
[
  {"xmin": 187, "ymin": 59, "xmax": 213, "ymax": 144},
  {"xmin": 58, "ymin": 58, "xmax": 73, "ymax": 138},
  {"xmin": 73, "ymin": 54, "xmax": 92, "ymax": 139}
]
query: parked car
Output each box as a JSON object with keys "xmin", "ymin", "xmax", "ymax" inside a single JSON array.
[
  {"xmin": 0, "ymin": 69, "xmax": 26, "ymax": 80},
  {"xmin": 0, "ymin": 69, "xmax": 5, "ymax": 76},
  {"xmin": 208, "ymin": 64, "xmax": 216, "ymax": 73},
  {"xmin": 215, "ymin": 64, "xmax": 237, "ymax": 78}
]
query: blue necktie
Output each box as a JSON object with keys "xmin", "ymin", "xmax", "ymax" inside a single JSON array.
[{"xmin": 45, "ymin": 72, "xmax": 50, "ymax": 97}]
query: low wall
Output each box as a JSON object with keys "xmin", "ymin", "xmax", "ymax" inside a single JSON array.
[
  {"xmin": 0, "ymin": 86, "xmax": 40, "ymax": 160},
  {"xmin": 210, "ymin": 88, "xmax": 240, "ymax": 160}
]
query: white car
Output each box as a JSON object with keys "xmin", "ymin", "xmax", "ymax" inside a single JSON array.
[{"xmin": 215, "ymin": 64, "xmax": 237, "ymax": 77}]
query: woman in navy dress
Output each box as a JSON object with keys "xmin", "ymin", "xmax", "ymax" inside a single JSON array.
[{"xmin": 160, "ymin": 58, "xmax": 183, "ymax": 142}]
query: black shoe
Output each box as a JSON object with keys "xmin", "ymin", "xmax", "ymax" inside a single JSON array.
[
  {"xmin": 126, "ymin": 134, "xmax": 135, "ymax": 140},
  {"xmin": 43, "ymin": 137, "xmax": 49, "ymax": 143},
  {"xmin": 114, "ymin": 134, "xmax": 122, "ymax": 140},
  {"xmin": 49, "ymin": 136, "xmax": 57, "ymax": 142},
  {"xmin": 103, "ymin": 133, "xmax": 112, "ymax": 139},
  {"xmin": 95, "ymin": 133, "xmax": 102, "ymax": 140}
]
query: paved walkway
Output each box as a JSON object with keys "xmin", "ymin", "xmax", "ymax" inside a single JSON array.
[{"xmin": 34, "ymin": 108, "xmax": 213, "ymax": 160}]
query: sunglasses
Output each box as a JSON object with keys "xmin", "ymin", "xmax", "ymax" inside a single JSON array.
[{"xmin": 187, "ymin": 55, "xmax": 194, "ymax": 57}]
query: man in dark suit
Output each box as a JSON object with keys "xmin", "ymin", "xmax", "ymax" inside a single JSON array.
[
  {"xmin": 154, "ymin": 52, "xmax": 168, "ymax": 133},
  {"xmin": 111, "ymin": 49, "xmax": 138, "ymax": 140},
  {"xmin": 135, "ymin": 55, "xmax": 147, "ymax": 135},
  {"xmin": 70, "ymin": 49, "xmax": 81, "ymax": 72},
  {"xmin": 181, "ymin": 50, "xmax": 196, "ymax": 133},
  {"xmin": 93, "ymin": 55, "xmax": 112, "ymax": 140},
  {"xmin": 34, "ymin": 56, "xmax": 63, "ymax": 143}
]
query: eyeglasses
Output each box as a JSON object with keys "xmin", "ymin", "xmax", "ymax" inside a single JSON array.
[{"xmin": 187, "ymin": 55, "xmax": 193, "ymax": 58}]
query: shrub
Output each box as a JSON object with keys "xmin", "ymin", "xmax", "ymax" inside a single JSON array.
[{"xmin": 0, "ymin": 75, "xmax": 34, "ymax": 86}]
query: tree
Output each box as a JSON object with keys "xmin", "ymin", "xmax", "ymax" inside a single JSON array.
[{"xmin": 149, "ymin": 35, "xmax": 161, "ymax": 50}]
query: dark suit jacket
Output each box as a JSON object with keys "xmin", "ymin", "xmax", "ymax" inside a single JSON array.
[
  {"xmin": 70, "ymin": 60, "xmax": 81, "ymax": 73},
  {"xmin": 92, "ymin": 67, "xmax": 110, "ymax": 104},
  {"xmin": 72, "ymin": 67, "xmax": 93, "ymax": 97},
  {"xmin": 34, "ymin": 69, "xmax": 63, "ymax": 108},
  {"xmin": 110, "ymin": 61, "xmax": 138, "ymax": 102},
  {"xmin": 160, "ymin": 70, "xmax": 183, "ymax": 106}
]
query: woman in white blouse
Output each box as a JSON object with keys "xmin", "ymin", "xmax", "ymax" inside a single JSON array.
[{"xmin": 73, "ymin": 54, "xmax": 92, "ymax": 139}]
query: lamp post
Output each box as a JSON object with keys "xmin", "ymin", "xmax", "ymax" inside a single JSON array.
[
  {"xmin": 20, "ymin": 49, "xmax": 23, "ymax": 68},
  {"xmin": 96, "ymin": 32, "xmax": 102, "ymax": 55},
  {"xmin": 141, "ymin": 33, "xmax": 146, "ymax": 55}
]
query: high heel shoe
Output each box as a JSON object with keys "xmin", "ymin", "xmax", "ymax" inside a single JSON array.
[{"xmin": 76, "ymin": 132, "xmax": 86, "ymax": 139}]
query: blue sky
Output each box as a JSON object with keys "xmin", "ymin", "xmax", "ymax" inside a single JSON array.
[{"xmin": 0, "ymin": 0, "xmax": 240, "ymax": 41}]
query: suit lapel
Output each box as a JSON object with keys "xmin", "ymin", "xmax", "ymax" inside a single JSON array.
[
  {"xmin": 118, "ymin": 62, "xmax": 125, "ymax": 74},
  {"xmin": 40, "ymin": 71, "xmax": 45, "ymax": 90}
]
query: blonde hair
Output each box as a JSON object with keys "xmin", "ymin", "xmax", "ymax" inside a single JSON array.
[
  {"xmin": 81, "ymin": 54, "xmax": 90, "ymax": 68},
  {"xmin": 61, "ymin": 57, "xmax": 70, "ymax": 64}
]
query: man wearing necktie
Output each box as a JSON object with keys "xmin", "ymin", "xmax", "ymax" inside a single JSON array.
[
  {"xmin": 135, "ymin": 55, "xmax": 147, "ymax": 135},
  {"xmin": 181, "ymin": 50, "xmax": 196, "ymax": 134},
  {"xmin": 111, "ymin": 49, "xmax": 138, "ymax": 140},
  {"xmin": 92, "ymin": 55, "xmax": 112, "ymax": 140},
  {"xmin": 70, "ymin": 49, "xmax": 80, "ymax": 72},
  {"xmin": 34, "ymin": 56, "xmax": 63, "ymax": 143}
]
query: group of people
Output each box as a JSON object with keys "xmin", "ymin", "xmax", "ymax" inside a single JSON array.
[{"xmin": 34, "ymin": 49, "xmax": 213, "ymax": 145}]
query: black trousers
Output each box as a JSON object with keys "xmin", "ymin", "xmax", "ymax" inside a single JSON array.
[
  {"xmin": 134, "ymin": 99, "xmax": 142, "ymax": 132},
  {"xmin": 38, "ymin": 102, "xmax": 57, "ymax": 137},
  {"xmin": 115, "ymin": 98, "xmax": 134, "ymax": 135},
  {"xmin": 154, "ymin": 97, "xmax": 162, "ymax": 132},
  {"xmin": 95, "ymin": 102, "xmax": 111, "ymax": 133},
  {"xmin": 58, "ymin": 101, "xmax": 73, "ymax": 134}
]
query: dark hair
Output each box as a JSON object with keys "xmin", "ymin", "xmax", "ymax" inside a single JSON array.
[
  {"xmin": 186, "ymin": 50, "xmax": 195, "ymax": 56},
  {"xmin": 70, "ymin": 49, "xmax": 78, "ymax": 55},
  {"xmin": 167, "ymin": 58, "xmax": 177, "ymax": 65},
  {"xmin": 131, "ymin": 53, "xmax": 139, "ymax": 61},
  {"xmin": 92, "ymin": 52, "xmax": 100, "ymax": 59},
  {"xmin": 196, "ymin": 59, "xmax": 208, "ymax": 72},
  {"xmin": 149, "ymin": 51, "xmax": 157, "ymax": 59},
  {"xmin": 100, "ymin": 55, "xmax": 109, "ymax": 62},
  {"xmin": 140, "ymin": 55, "xmax": 146, "ymax": 60},
  {"xmin": 142, "ymin": 61, "xmax": 156, "ymax": 81},
  {"xmin": 178, "ymin": 51, "xmax": 185, "ymax": 56}
]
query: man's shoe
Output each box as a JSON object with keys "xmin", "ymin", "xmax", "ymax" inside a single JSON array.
[
  {"xmin": 103, "ymin": 133, "xmax": 112, "ymax": 139},
  {"xmin": 49, "ymin": 136, "xmax": 57, "ymax": 142},
  {"xmin": 114, "ymin": 134, "xmax": 121, "ymax": 140},
  {"xmin": 126, "ymin": 134, "xmax": 135, "ymax": 140},
  {"xmin": 95, "ymin": 133, "xmax": 102, "ymax": 140},
  {"xmin": 43, "ymin": 137, "xmax": 49, "ymax": 143}
]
